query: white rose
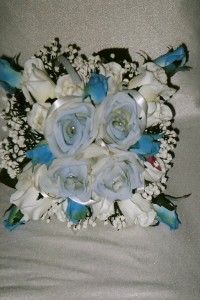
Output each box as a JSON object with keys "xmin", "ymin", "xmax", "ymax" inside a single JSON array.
[
  {"xmin": 91, "ymin": 150, "xmax": 144, "ymax": 202},
  {"xmin": 117, "ymin": 193, "xmax": 156, "ymax": 226},
  {"xmin": 144, "ymin": 157, "xmax": 166, "ymax": 182},
  {"xmin": 97, "ymin": 91, "xmax": 146, "ymax": 151},
  {"xmin": 27, "ymin": 103, "xmax": 49, "ymax": 134},
  {"xmin": 44, "ymin": 98, "xmax": 97, "ymax": 158},
  {"xmin": 91, "ymin": 198, "xmax": 115, "ymax": 220},
  {"xmin": 35, "ymin": 159, "xmax": 92, "ymax": 204},
  {"xmin": 55, "ymin": 74, "xmax": 84, "ymax": 98},
  {"xmin": 10, "ymin": 163, "xmax": 52, "ymax": 221},
  {"xmin": 147, "ymin": 102, "xmax": 173, "ymax": 127},
  {"xmin": 90, "ymin": 193, "xmax": 156, "ymax": 226},
  {"xmin": 128, "ymin": 62, "xmax": 176, "ymax": 102},
  {"xmin": 99, "ymin": 62, "xmax": 125, "ymax": 93},
  {"xmin": 22, "ymin": 58, "xmax": 55, "ymax": 104}
]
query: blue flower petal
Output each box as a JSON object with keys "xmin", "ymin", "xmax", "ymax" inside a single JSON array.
[
  {"xmin": 83, "ymin": 73, "xmax": 108, "ymax": 104},
  {"xmin": 154, "ymin": 46, "xmax": 185, "ymax": 67},
  {"xmin": 3, "ymin": 220, "xmax": 24, "ymax": 231},
  {"xmin": 26, "ymin": 141, "xmax": 55, "ymax": 168},
  {"xmin": 129, "ymin": 134, "xmax": 163, "ymax": 159},
  {"xmin": 0, "ymin": 59, "xmax": 22, "ymax": 92},
  {"xmin": 153, "ymin": 45, "xmax": 189, "ymax": 76},
  {"xmin": 0, "ymin": 80, "xmax": 15, "ymax": 93},
  {"xmin": 66, "ymin": 198, "xmax": 90, "ymax": 225},
  {"xmin": 153, "ymin": 204, "xmax": 180, "ymax": 230},
  {"xmin": 152, "ymin": 194, "xmax": 181, "ymax": 230}
]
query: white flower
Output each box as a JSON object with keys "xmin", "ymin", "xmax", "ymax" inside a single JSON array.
[
  {"xmin": 147, "ymin": 102, "xmax": 173, "ymax": 127},
  {"xmin": 55, "ymin": 74, "xmax": 84, "ymax": 98},
  {"xmin": 144, "ymin": 157, "xmax": 166, "ymax": 182},
  {"xmin": 99, "ymin": 62, "xmax": 125, "ymax": 93},
  {"xmin": 27, "ymin": 103, "xmax": 49, "ymax": 134},
  {"xmin": 35, "ymin": 159, "xmax": 92, "ymax": 204},
  {"xmin": 97, "ymin": 91, "xmax": 145, "ymax": 150},
  {"xmin": 92, "ymin": 150, "xmax": 144, "ymax": 202},
  {"xmin": 44, "ymin": 98, "xmax": 97, "ymax": 158},
  {"xmin": 10, "ymin": 163, "xmax": 52, "ymax": 221},
  {"xmin": 22, "ymin": 58, "xmax": 55, "ymax": 104},
  {"xmin": 117, "ymin": 193, "xmax": 156, "ymax": 226},
  {"xmin": 91, "ymin": 198, "xmax": 115, "ymax": 220},
  {"xmin": 128, "ymin": 62, "xmax": 176, "ymax": 102},
  {"xmin": 90, "ymin": 193, "xmax": 155, "ymax": 227}
]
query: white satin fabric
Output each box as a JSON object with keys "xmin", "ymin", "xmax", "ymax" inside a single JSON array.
[{"xmin": 0, "ymin": 1, "xmax": 200, "ymax": 299}]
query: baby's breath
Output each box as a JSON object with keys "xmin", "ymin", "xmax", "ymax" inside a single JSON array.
[{"xmin": 0, "ymin": 92, "xmax": 43, "ymax": 178}]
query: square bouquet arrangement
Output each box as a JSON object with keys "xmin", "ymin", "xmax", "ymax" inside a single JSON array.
[{"xmin": 0, "ymin": 39, "xmax": 190, "ymax": 231}]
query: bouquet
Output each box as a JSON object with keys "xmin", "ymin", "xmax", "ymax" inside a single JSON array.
[{"xmin": 0, "ymin": 39, "xmax": 191, "ymax": 231}]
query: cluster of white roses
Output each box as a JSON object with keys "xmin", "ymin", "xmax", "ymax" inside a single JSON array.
[{"xmin": 4, "ymin": 47, "xmax": 175, "ymax": 229}]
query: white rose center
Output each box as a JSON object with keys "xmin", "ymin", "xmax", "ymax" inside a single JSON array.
[{"xmin": 65, "ymin": 175, "xmax": 83, "ymax": 192}]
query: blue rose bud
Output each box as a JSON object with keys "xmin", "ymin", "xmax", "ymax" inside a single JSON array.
[
  {"xmin": 153, "ymin": 45, "xmax": 190, "ymax": 76},
  {"xmin": 3, "ymin": 204, "xmax": 24, "ymax": 231},
  {"xmin": 83, "ymin": 72, "xmax": 108, "ymax": 105},
  {"xmin": 0, "ymin": 58, "xmax": 22, "ymax": 93},
  {"xmin": 129, "ymin": 134, "xmax": 163, "ymax": 160},
  {"xmin": 26, "ymin": 140, "xmax": 55, "ymax": 169},
  {"xmin": 152, "ymin": 194, "xmax": 180, "ymax": 230},
  {"xmin": 66, "ymin": 198, "xmax": 90, "ymax": 225}
]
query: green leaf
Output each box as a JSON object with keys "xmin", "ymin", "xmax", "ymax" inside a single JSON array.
[
  {"xmin": 96, "ymin": 48, "xmax": 132, "ymax": 64},
  {"xmin": 165, "ymin": 193, "xmax": 191, "ymax": 201},
  {"xmin": 152, "ymin": 193, "xmax": 175, "ymax": 211},
  {"xmin": 3, "ymin": 204, "xmax": 15, "ymax": 217},
  {"xmin": 4, "ymin": 204, "xmax": 24, "ymax": 225},
  {"xmin": 0, "ymin": 168, "xmax": 17, "ymax": 189},
  {"xmin": 12, "ymin": 209, "xmax": 24, "ymax": 225}
]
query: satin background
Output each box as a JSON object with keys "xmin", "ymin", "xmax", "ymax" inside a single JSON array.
[{"xmin": 0, "ymin": 1, "xmax": 200, "ymax": 299}]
